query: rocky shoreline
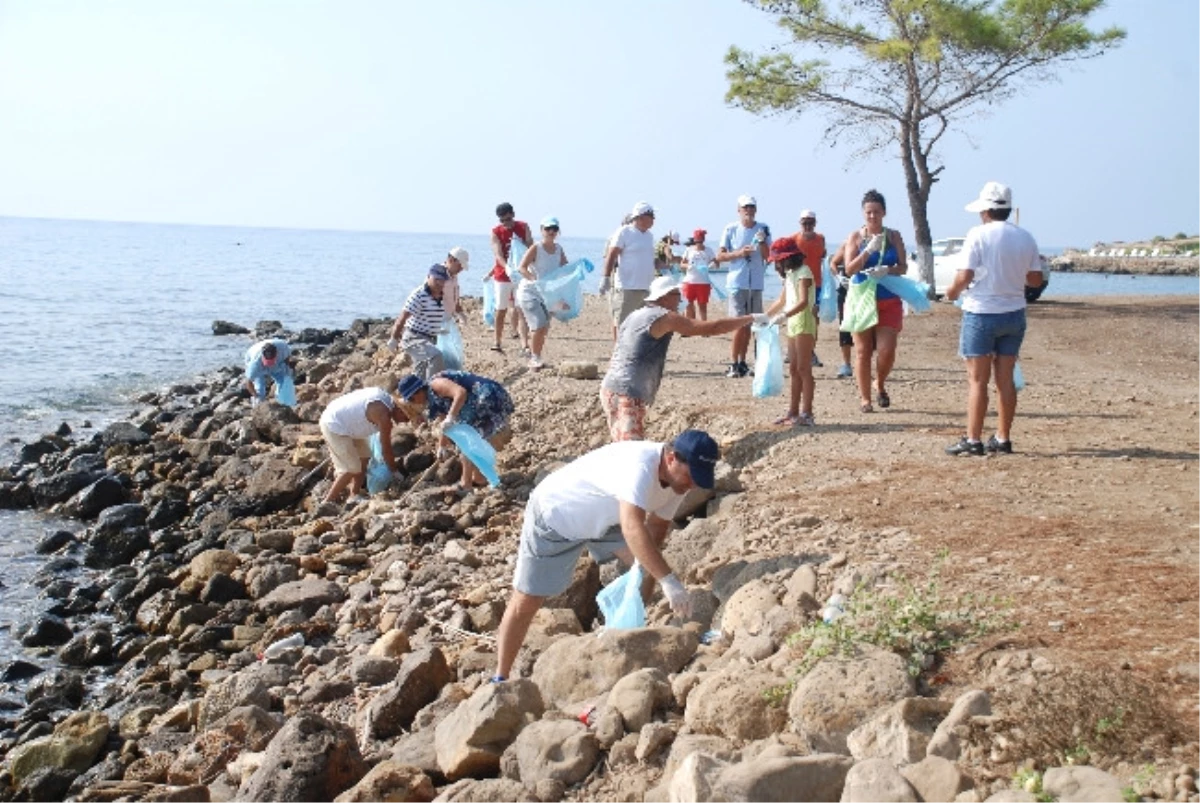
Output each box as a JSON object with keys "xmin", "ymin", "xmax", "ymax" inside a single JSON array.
[
  {"xmin": 1050, "ymin": 254, "xmax": 1199, "ymax": 276},
  {"xmin": 0, "ymin": 302, "xmax": 1195, "ymax": 803}
]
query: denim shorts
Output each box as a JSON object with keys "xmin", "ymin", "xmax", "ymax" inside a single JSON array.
[{"xmin": 959, "ymin": 308, "xmax": 1027, "ymax": 358}]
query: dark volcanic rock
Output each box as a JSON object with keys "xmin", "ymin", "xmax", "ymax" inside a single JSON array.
[
  {"xmin": 21, "ymin": 614, "xmax": 73, "ymax": 647},
  {"xmin": 212, "ymin": 319, "xmax": 250, "ymax": 335},
  {"xmin": 64, "ymin": 476, "xmax": 128, "ymax": 519},
  {"xmin": 35, "ymin": 530, "xmax": 78, "ymax": 554},
  {"xmin": 31, "ymin": 469, "xmax": 103, "ymax": 507},
  {"xmin": 95, "ymin": 503, "xmax": 148, "ymax": 535},
  {"xmin": 101, "ymin": 421, "xmax": 151, "ymax": 446},
  {"xmin": 238, "ymin": 711, "xmax": 366, "ymax": 802},
  {"xmin": 86, "ymin": 525, "xmax": 151, "ymax": 570},
  {"xmin": 0, "ymin": 481, "xmax": 35, "ymax": 509}
]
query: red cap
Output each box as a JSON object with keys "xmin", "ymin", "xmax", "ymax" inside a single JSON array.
[
  {"xmin": 769, "ymin": 238, "xmax": 802, "ymax": 262},
  {"xmin": 692, "ymin": 228, "xmax": 706, "ymax": 240}
]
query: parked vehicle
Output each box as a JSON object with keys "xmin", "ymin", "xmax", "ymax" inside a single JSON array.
[{"xmin": 918, "ymin": 237, "xmax": 1049, "ymax": 301}]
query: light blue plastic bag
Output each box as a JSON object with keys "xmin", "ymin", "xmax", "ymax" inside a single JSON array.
[
  {"xmin": 696, "ymin": 266, "xmax": 727, "ymax": 301},
  {"xmin": 275, "ymin": 373, "xmax": 297, "ymax": 407},
  {"xmin": 597, "ymin": 562, "xmax": 646, "ymax": 629},
  {"xmin": 443, "ymin": 422, "xmax": 500, "ymax": 487},
  {"xmin": 1013, "ymin": 361, "xmax": 1025, "ymax": 392},
  {"xmin": 365, "ymin": 433, "xmax": 392, "ymax": 495},
  {"xmin": 818, "ymin": 261, "xmax": 839, "ymax": 323},
  {"xmin": 539, "ymin": 258, "xmax": 595, "ymax": 322},
  {"xmin": 751, "ymin": 323, "xmax": 785, "ymax": 398},
  {"xmin": 878, "ymin": 274, "xmax": 933, "ymax": 313},
  {"xmin": 482, "ymin": 278, "xmax": 496, "ymax": 327},
  {"xmin": 437, "ymin": 319, "xmax": 465, "ymax": 370}
]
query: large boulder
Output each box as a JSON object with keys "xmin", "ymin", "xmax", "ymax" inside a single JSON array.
[
  {"xmin": 531, "ymin": 627, "xmax": 699, "ymax": 710},
  {"xmin": 8, "ymin": 711, "xmax": 110, "ymax": 784},
  {"xmin": 607, "ymin": 668, "xmax": 672, "ymax": 733},
  {"xmin": 1041, "ymin": 766, "xmax": 1126, "ymax": 802},
  {"xmin": 197, "ymin": 672, "xmax": 271, "ymax": 730},
  {"xmin": 505, "ymin": 719, "xmax": 599, "ymax": 786},
  {"xmin": 257, "ymin": 578, "xmax": 345, "ymax": 616},
  {"xmin": 544, "ymin": 556, "xmax": 600, "ymax": 629},
  {"xmin": 64, "ymin": 476, "xmax": 128, "ymax": 519},
  {"xmin": 102, "ymin": 421, "xmax": 151, "ymax": 446},
  {"xmin": 788, "ymin": 646, "xmax": 915, "ymax": 754},
  {"xmin": 240, "ymin": 457, "xmax": 309, "ymax": 513},
  {"xmin": 360, "ymin": 647, "xmax": 455, "ymax": 740},
  {"xmin": 31, "ymin": 468, "xmax": 103, "ymax": 507},
  {"xmin": 718, "ymin": 578, "xmax": 779, "ymax": 639},
  {"xmin": 840, "ymin": 758, "xmax": 919, "ymax": 802},
  {"xmin": 926, "ymin": 689, "xmax": 991, "ymax": 760},
  {"xmin": 900, "ymin": 756, "xmax": 973, "ymax": 802},
  {"xmin": 333, "ymin": 760, "xmax": 435, "ymax": 802},
  {"xmin": 684, "ymin": 668, "xmax": 790, "ymax": 742},
  {"xmin": 434, "ymin": 679, "xmax": 544, "ymax": 781},
  {"xmin": 845, "ymin": 697, "xmax": 953, "ymax": 764},
  {"xmin": 713, "ymin": 753, "xmax": 854, "ymax": 802},
  {"xmin": 238, "ymin": 711, "xmax": 367, "ymax": 801}
]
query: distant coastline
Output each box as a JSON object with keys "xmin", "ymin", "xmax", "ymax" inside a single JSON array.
[{"xmin": 1052, "ymin": 238, "xmax": 1199, "ymax": 276}]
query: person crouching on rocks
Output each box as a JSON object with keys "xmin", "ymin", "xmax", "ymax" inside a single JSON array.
[
  {"xmin": 491, "ymin": 429, "xmax": 720, "ymax": 681},
  {"xmin": 243, "ymin": 338, "xmax": 294, "ymax": 406},
  {"xmin": 318, "ymin": 385, "xmax": 406, "ymax": 505},
  {"xmin": 388, "ymin": 264, "xmax": 449, "ymax": 381},
  {"xmin": 397, "ymin": 371, "xmax": 515, "ymax": 492}
]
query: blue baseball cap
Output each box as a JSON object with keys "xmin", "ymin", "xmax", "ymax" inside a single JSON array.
[
  {"xmin": 397, "ymin": 374, "xmax": 427, "ymax": 401},
  {"xmin": 428, "ymin": 264, "xmax": 450, "ymax": 281},
  {"xmin": 541, "ymin": 216, "xmax": 560, "ymax": 229},
  {"xmin": 672, "ymin": 429, "xmax": 720, "ymax": 490}
]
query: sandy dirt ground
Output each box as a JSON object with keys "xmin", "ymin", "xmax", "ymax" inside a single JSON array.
[{"xmin": 460, "ymin": 291, "xmax": 1199, "ymax": 753}]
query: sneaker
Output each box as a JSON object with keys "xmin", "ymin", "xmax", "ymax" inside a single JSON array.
[
  {"xmin": 725, "ymin": 363, "xmax": 742, "ymax": 378},
  {"xmin": 986, "ymin": 436, "xmax": 1013, "ymax": 454},
  {"xmin": 811, "ymin": 353, "xmax": 823, "ymax": 367},
  {"xmin": 797, "ymin": 412, "xmax": 816, "ymax": 426},
  {"xmin": 945, "ymin": 437, "xmax": 985, "ymax": 457},
  {"xmin": 529, "ymin": 355, "xmax": 544, "ymax": 371},
  {"xmin": 739, "ymin": 361, "xmax": 753, "ymax": 377},
  {"xmin": 836, "ymin": 364, "xmax": 853, "ymax": 379}
]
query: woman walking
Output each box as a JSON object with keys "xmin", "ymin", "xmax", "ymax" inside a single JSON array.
[{"xmin": 515, "ymin": 216, "xmax": 569, "ymax": 370}]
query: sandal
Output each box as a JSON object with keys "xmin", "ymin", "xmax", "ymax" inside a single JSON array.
[
  {"xmin": 489, "ymin": 344, "xmax": 504, "ymax": 353},
  {"xmin": 797, "ymin": 413, "xmax": 816, "ymax": 426},
  {"xmin": 773, "ymin": 414, "xmax": 799, "ymax": 426},
  {"xmin": 877, "ymin": 389, "xmax": 890, "ymax": 409},
  {"xmin": 861, "ymin": 402, "xmax": 874, "ymax": 413}
]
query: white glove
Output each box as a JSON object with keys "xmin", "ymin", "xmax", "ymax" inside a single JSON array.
[
  {"xmin": 751, "ymin": 313, "xmax": 771, "ymax": 327},
  {"xmin": 753, "ymin": 229, "xmax": 767, "ymax": 244},
  {"xmin": 436, "ymin": 446, "xmax": 447, "ymax": 460},
  {"xmin": 867, "ymin": 265, "xmax": 891, "ymax": 280},
  {"xmin": 866, "ymin": 233, "xmax": 886, "ymax": 253},
  {"xmin": 250, "ymin": 396, "xmax": 261, "ymax": 408},
  {"xmin": 438, "ymin": 416, "xmax": 458, "ymax": 437},
  {"xmin": 386, "ymin": 338, "xmax": 399, "ymax": 352},
  {"xmin": 598, "ymin": 276, "xmax": 612, "ymax": 295},
  {"xmin": 660, "ymin": 574, "xmax": 692, "ymax": 619},
  {"xmin": 837, "ymin": 274, "xmax": 851, "ymax": 288},
  {"xmin": 770, "ymin": 312, "xmax": 787, "ymax": 326}
]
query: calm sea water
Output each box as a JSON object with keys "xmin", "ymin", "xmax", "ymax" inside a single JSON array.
[{"xmin": 0, "ymin": 216, "xmax": 1195, "ymax": 668}]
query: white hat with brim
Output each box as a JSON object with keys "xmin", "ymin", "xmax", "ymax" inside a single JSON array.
[
  {"xmin": 448, "ymin": 246, "xmax": 469, "ymax": 269},
  {"xmin": 645, "ymin": 276, "xmax": 682, "ymax": 302},
  {"xmin": 965, "ymin": 181, "xmax": 1013, "ymax": 212}
]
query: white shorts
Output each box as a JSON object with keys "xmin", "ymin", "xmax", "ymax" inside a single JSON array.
[
  {"xmin": 494, "ymin": 280, "xmax": 516, "ymax": 311},
  {"xmin": 320, "ymin": 422, "xmax": 372, "ymax": 475}
]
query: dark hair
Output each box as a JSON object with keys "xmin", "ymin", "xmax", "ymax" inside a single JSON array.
[
  {"xmin": 261, "ymin": 343, "xmax": 277, "ymax": 359},
  {"xmin": 988, "ymin": 208, "xmax": 1012, "ymax": 221},
  {"xmin": 861, "ymin": 189, "xmax": 886, "ymax": 212},
  {"xmin": 496, "ymin": 202, "xmax": 514, "ymax": 217},
  {"xmin": 774, "ymin": 253, "xmax": 803, "ymax": 279}
]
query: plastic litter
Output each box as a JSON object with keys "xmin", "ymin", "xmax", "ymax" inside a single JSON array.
[
  {"xmin": 365, "ymin": 433, "xmax": 393, "ymax": 495},
  {"xmin": 697, "ymin": 266, "xmax": 727, "ymax": 300},
  {"xmin": 596, "ymin": 562, "xmax": 646, "ymax": 629},
  {"xmin": 275, "ymin": 373, "xmax": 297, "ymax": 407},
  {"xmin": 818, "ymin": 260, "xmax": 839, "ymax": 323},
  {"xmin": 878, "ymin": 274, "xmax": 933, "ymax": 313},
  {"xmin": 482, "ymin": 278, "xmax": 496, "ymax": 326},
  {"xmin": 751, "ymin": 323, "xmax": 785, "ymax": 398},
  {"xmin": 538, "ymin": 258, "xmax": 595, "ymax": 322},
  {"xmin": 1013, "ymin": 361, "xmax": 1025, "ymax": 392},
  {"xmin": 262, "ymin": 632, "xmax": 303, "ymax": 660},
  {"xmin": 822, "ymin": 593, "xmax": 848, "ymax": 624},
  {"xmin": 443, "ymin": 422, "xmax": 501, "ymax": 487},
  {"xmin": 437, "ymin": 319, "xmax": 465, "ymax": 370},
  {"xmin": 699, "ymin": 629, "xmax": 723, "ymax": 645}
]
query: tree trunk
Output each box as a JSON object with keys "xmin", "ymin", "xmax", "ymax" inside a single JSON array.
[{"xmin": 898, "ymin": 132, "xmax": 934, "ymax": 292}]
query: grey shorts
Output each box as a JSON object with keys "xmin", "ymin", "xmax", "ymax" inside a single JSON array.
[
  {"xmin": 514, "ymin": 502, "xmax": 627, "ymax": 597},
  {"xmin": 402, "ymin": 338, "xmax": 444, "ymax": 381},
  {"xmin": 610, "ymin": 289, "xmax": 650, "ymax": 326},
  {"xmin": 728, "ymin": 289, "xmax": 763, "ymax": 316},
  {"xmin": 518, "ymin": 292, "xmax": 550, "ymax": 331}
]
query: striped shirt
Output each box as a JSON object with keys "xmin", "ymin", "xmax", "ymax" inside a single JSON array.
[{"xmin": 402, "ymin": 284, "xmax": 445, "ymax": 341}]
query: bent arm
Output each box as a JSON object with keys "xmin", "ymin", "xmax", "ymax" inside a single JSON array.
[
  {"xmin": 618, "ymin": 501, "xmax": 673, "ymax": 580},
  {"xmin": 429, "ymin": 376, "xmax": 469, "ymax": 421},
  {"xmin": 518, "ymin": 247, "xmax": 537, "ymax": 282},
  {"xmin": 390, "ymin": 311, "xmax": 411, "ymax": 341}
]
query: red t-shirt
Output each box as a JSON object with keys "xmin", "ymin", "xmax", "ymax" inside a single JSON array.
[
  {"xmin": 492, "ymin": 221, "xmax": 531, "ymax": 281},
  {"xmin": 792, "ymin": 232, "xmax": 827, "ymax": 289}
]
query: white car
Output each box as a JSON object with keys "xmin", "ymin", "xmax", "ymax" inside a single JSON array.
[{"xmin": 925, "ymin": 237, "xmax": 1049, "ymax": 301}]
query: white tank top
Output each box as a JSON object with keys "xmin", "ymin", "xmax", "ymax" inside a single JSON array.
[
  {"xmin": 319, "ymin": 387, "xmax": 392, "ymax": 439},
  {"xmin": 529, "ymin": 243, "xmax": 562, "ymax": 280}
]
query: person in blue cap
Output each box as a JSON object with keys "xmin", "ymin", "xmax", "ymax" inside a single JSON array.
[
  {"xmin": 388, "ymin": 264, "xmax": 449, "ymax": 380},
  {"xmin": 242, "ymin": 338, "xmax": 294, "ymax": 406},
  {"xmin": 397, "ymin": 370, "xmax": 515, "ymax": 491},
  {"xmin": 490, "ymin": 429, "xmax": 720, "ymax": 682}
]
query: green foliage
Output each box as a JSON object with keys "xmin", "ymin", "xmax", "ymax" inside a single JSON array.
[{"xmin": 1013, "ymin": 768, "xmax": 1055, "ymax": 802}]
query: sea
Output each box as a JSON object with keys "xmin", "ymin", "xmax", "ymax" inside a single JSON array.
[{"xmin": 0, "ymin": 216, "xmax": 1197, "ymax": 669}]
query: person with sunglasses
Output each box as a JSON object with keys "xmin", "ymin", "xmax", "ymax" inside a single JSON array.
[
  {"xmin": 489, "ymin": 202, "xmax": 535, "ymax": 352},
  {"xmin": 514, "ymin": 216, "xmax": 569, "ymax": 370}
]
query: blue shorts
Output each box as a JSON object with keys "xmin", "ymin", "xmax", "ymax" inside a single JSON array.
[{"xmin": 959, "ymin": 308, "xmax": 1026, "ymax": 358}]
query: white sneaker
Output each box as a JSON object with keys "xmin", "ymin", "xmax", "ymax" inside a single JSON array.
[
  {"xmin": 836, "ymin": 364, "xmax": 853, "ymax": 379},
  {"xmin": 529, "ymin": 355, "xmax": 544, "ymax": 370}
]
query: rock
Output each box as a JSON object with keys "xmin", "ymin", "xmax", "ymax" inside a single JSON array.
[
  {"xmin": 557, "ymin": 361, "xmax": 599, "ymax": 380},
  {"xmin": 543, "ymin": 555, "xmax": 601, "ymax": 630},
  {"xmin": 9, "ymin": 711, "xmax": 110, "ymax": 784},
  {"xmin": 846, "ymin": 697, "xmax": 953, "ymax": 764},
  {"xmin": 369, "ymin": 630, "xmax": 412, "ymax": 658},
  {"xmin": 212, "ymin": 320, "xmax": 250, "ymax": 335},
  {"xmin": 241, "ymin": 457, "xmax": 309, "ymax": 513},
  {"xmin": 719, "ymin": 578, "xmax": 779, "ymax": 639},
  {"xmin": 14, "ymin": 766, "xmax": 78, "ymax": 801},
  {"xmin": 351, "ymin": 655, "xmax": 400, "ymax": 686},
  {"xmin": 197, "ymin": 671, "xmax": 271, "ymax": 730},
  {"xmin": 927, "ymin": 689, "xmax": 991, "ymax": 760},
  {"xmin": 713, "ymin": 753, "xmax": 855, "ymax": 802},
  {"xmin": 85, "ymin": 522, "xmax": 151, "ymax": 569},
  {"xmin": 333, "ymin": 760, "xmax": 435, "ymax": 802},
  {"xmin": 101, "ymin": 421, "xmax": 151, "ymax": 446},
  {"xmin": 21, "ymin": 614, "xmax": 73, "ymax": 648},
  {"xmin": 432, "ymin": 778, "xmax": 534, "ymax": 802},
  {"xmin": 189, "ymin": 549, "xmax": 240, "ymax": 582},
  {"xmin": 900, "ymin": 755, "xmax": 972, "ymax": 802},
  {"xmin": 210, "ymin": 705, "xmax": 282, "ymax": 752},
  {"xmin": 443, "ymin": 540, "xmax": 481, "ymax": 569},
  {"xmin": 663, "ymin": 734, "xmax": 738, "ymax": 782},
  {"xmin": 840, "ymin": 758, "xmax": 919, "ymax": 802},
  {"xmin": 636, "ymin": 722, "xmax": 676, "ymax": 763},
  {"xmin": 200, "ymin": 572, "xmax": 246, "ymax": 605},
  {"xmin": 607, "ymin": 668, "xmax": 672, "ymax": 733},
  {"xmin": 668, "ymin": 752, "xmax": 729, "ymax": 803},
  {"xmin": 684, "ymin": 668, "xmax": 789, "ymax": 742},
  {"xmin": 238, "ymin": 711, "xmax": 367, "ymax": 802},
  {"xmin": 662, "ymin": 519, "xmax": 726, "ymax": 584},
  {"xmin": 0, "ymin": 480, "xmax": 35, "ymax": 510},
  {"xmin": 789, "ymin": 645, "xmax": 916, "ymax": 754},
  {"xmin": 64, "ymin": 476, "xmax": 128, "ymax": 519},
  {"xmin": 167, "ymin": 730, "xmax": 240, "ymax": 786},
  {"xmin": 434, "ymin": 679, "xmax": 545, "ymax": 781},
  {"xmin": 257, "ymin": 578, "xmax": 346, "ymax": 616},
  {"xmin": 506, "ymin": 719, "xmax": 600, "ymax": 785},
  {"xmin": 250, "ymin": 402, "xmax": 301, "ymax": 444},
  {"xmin": 531, "ymin": 627, "xmax": 699, "ymax": 710},
  {"xmin": 1041, "ymin": 766, "xmax": 1125, "ymax": 802},
  {"xmin": 31, "ymin": 468, "xmax": 103, "ymax": 507},
  {"xmin": 361, "ymin": 647, "xmax": 455, "ymax": 740},
  {"xmin": 984, "ymin": 791, "xmax": 1038, "ymax": 802}
]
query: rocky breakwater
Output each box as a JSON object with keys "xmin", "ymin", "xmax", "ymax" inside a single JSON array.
[
  {"xmin": 1051, "ymin": 253, "xmax": 1199, "ymax": 276},
  {"xmin": 0, "ymin": 313, "xmax": 1195, "ymax": 803}
]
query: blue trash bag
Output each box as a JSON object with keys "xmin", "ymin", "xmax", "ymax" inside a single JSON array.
[
  {"xmin": 275, "ymin": 373, "xmax": 297, "ymax": 407},
  {"xmin": 1013, "ymin": 361, "xmax": 1026, "ymax": 392},
  {"xmin": 878, "ymin": 274, "xmax": 933, "ymax": 313},
  {"xmin": 751, "ymin": 323, "xmax": 785, "ymax": 398},
  {"xmin": 818, "ymin": 260, "xmax": 839, "ymax": 323},
  {"xmin": 508, "ymin": 238, "xmax": 527, "ymax": 279},
  {"xmin": 437, "ymin": 319, "xmax": 465, "ymax": 370},
  {"xmin": 596, "ymin": 562, "xmax": 646, "ymax": 629},
  {"xmin": 697, "ymin": 266, "xmax": 727, "ymax": 301},
  {"xmin": 482, "ymin": 278, "xmax": 496, "ymax": 327},
  {"xmin": 539, "ymin": 258, "xmax": 595, "ymax": 323},
  {"xmin": 365, "ymin": 433, "xmax": 393, "ymax": 495},
  {"xmin": 443, "ymin": 422, "xmax": 501, "ymax": 487}
]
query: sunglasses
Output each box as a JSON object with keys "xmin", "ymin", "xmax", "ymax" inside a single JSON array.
[
  {"xmin": 544, "ymin": 226, "xmax": 559, "ymax": 233},
  {"xmin": 801, "ymin": 219, "xmax": 816, "ymax": 224}
]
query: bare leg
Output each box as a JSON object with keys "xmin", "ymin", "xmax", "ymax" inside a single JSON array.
[
  {"xmin": 323, "ymin": 472, "xmax": 355, "ymax": 504},
  {"xmin": 685, "ymin": 301, "xmax": 696, "ymax": 320},
  {"xmin": 840, "ymin": 342, "xmax": 852, "ymax": 366},
  {"xmin": 965, "ymin": 356, "xmax": 992, "ymax": 441},
  {"xmin": 493, "ymin": 309, "xmax": 507, "ymax": 348},
  {"xmin": 796, "ymin": 334, "xmax": 816, "ymax": 416},
  {"xmin": 875, "ymin": 326, "xmax": 899, "ymax": 396},
  {"xmin": 494, "ymin": 590, "xmax": 546, "ymax": 679},
  {"xmin": 698, "ymin": 302, "xmax": 708, "ymax": 322},
  {"xmin": 515, "ymin": 309, "xmax": 529, "ymax": 348},
  {"xmin": 731, "ymin": 326, "xmax": 751, "ymax": 365},
  {"xmin": 786, "ymin": 336, "xmax": 801, "ymax": 418},
  {"xmin": 852, "ymin": 330, "xmax": 875, "ymax": 407},
  {"xmin": 531, "ymin": 326, "xmax": 548, "ymax": 361},
  {"xmin": 992, "ymin": 355, "xmax": 1018, "ymax": 441}
]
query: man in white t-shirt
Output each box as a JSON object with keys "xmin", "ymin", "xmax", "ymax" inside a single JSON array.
[
  {"xmin": 600, "ymin": 201, "xmax": 658, "ymax": 338},
  {"xmin": 491, "ymin": 429, "xmax": 720, "ymax": 681},
  {"xmin": 945, "ymin": 181, "xmax": 1045, "ymax": 457}
]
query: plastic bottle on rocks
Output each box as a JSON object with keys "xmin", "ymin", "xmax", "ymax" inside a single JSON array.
[
  {"xmin": 822, "ymin": 594, "xmax": 848, "ymax": 624},
  {"xmin": 262, "ymin": 633, "xmax": 304, "ymax": 660}
]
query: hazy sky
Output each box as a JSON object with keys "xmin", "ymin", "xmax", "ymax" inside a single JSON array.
[{"xmin": 0, "ymin": 0, "xmax": 1196, "ymax": 248}]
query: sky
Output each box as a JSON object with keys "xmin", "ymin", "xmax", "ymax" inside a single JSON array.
[{"xmin": 0, "ymin": 0, "xmax": 1196, "ymax": 249}]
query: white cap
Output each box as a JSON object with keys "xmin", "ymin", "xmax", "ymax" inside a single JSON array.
[
  {"xmin": 448, "ymin": 246, "xmax": 469, "ymax": 268},
  {"xmin": 965, "ymin": 181, "xmax": 1013, "ymax": 212},
  {"xmin": 799, "ymin": 209, "xmax": 816, "ymax": 221},
  {"xmin": 667, "ymin": 230, "xmax": 680, "ymax": 243},
  {"xmin": 737, "ymin": 194, "xmax": 757, "ymax": 208},
  {"xmin": 631, "ymin": 201, "xmax": 655, "ymax": 217},
  {"xmin": 645, "ymin": 275, "xmax": 682, "ymax": 302}
]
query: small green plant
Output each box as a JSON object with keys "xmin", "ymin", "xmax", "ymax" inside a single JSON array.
[
  {"xmin": 1013, "ymin": 768, "xmax": 1054, "ymax": 802},
  {"xmin": 1095, "ymin": 706, "xmax": 1126, "ymax": 738},
  {"xmin": 1063, "ymin": 743, "xmax": 1091, "ymax": 765},
  {"xmin": 761, "ymin": 681, "xmax": 793, "ymax": 707},
  {"xmin": 1122, "ymin": 763, "xmax": 1155, "ymax": 801}
]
